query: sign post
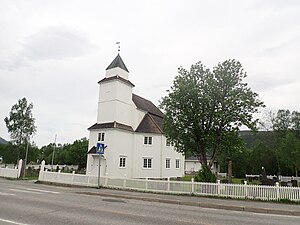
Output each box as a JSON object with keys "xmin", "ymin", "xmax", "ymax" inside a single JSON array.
[{"xmin": 96, "ymin": 143, "xmax": 105, "ymax": 188}]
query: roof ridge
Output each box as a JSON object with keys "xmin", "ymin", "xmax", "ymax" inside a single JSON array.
[
  {"xmin": 98, "ymin": 76, "xmax": 135, "ymax": 87},
  {"xmin": 147, "ymin": 113, "xmax": 163, "ymax": 133}
]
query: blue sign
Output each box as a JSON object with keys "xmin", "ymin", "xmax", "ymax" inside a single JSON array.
[{"xmin": 96, "ymin": 143, "xmax": 106, "ymax": 154}]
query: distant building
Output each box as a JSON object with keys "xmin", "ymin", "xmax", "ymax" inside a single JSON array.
[
  {"xmin": 185, "ymin": 156, "xmax": 220, "ymax": 174},
  {"xmin": 86, "ymin": 54, "xmax": 184, "ymax": 179}
]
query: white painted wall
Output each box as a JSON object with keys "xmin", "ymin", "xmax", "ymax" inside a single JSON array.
[
  {"xmin": 185, "ymin": 160, "xmax": 220, "ymax": 174},
  {"xmin": 87, "ymin": 129, "xmax": 184, "ymax": 179},
  {"xmin": 132, "ymin": 134, "xmax": 184, "ymax": 179},
  {"xmin": 161, "ymin": 138, "xmax": 185, "ymax": 178},
  {"xmin": 97, "ymin": 80, "xmax": 134, "ymax": 126},
  {"xmin": 106, "ymin": 67, "xmax": 129, "ymax": 80},
  {"xmin": 185, "ymin": 161, "xmax": 202, "ymax": 174}
]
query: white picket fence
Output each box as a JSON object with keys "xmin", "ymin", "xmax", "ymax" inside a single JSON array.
[
  {"xmin": 0, "ymin": 167, "xmax": 19, "ymax": 178},
  {"xmin": 0, "ymin": 159, "xmax": 23, "ymax": 179},
  {"xmin": 246, "ymin": 174, "xmax": 300, "ymax": 182},
  {"xmin": 38, "ymin": 170, "xmax": 300, "ymax": 202}
]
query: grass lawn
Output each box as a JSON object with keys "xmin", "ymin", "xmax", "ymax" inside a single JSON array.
[{"xmin": 232, "ymin": 178, "xmax": 261, "ymax": 185}]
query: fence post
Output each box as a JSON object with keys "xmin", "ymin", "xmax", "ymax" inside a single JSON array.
[
  {"xmin": 17, "ymin": 159, "xmax": 23, "ymax": 178},
  {"xmin": 276, "ymin": 182, "xmax": 280, "ymax": 200},
  {"xmin": 57, "ymin": 169, "xmax": 61, "ymax": 182},
  {"xmin": 72, "ymin": 171, "xmax": 76, "ymax": 185},
  {"xmin": 39, "ymin": 160, "xmax": 45, "ymax": 181},
  {"xmin": 145, "ymin": 177, "xmax": 148, "ymax": 190},
  {"xmin": 87, "ymin": 172, "xmax": 90, "ymax": 187},
  {"xmin": 105, "ymin": 173, "xmax": 108, "ymax": 186},
  {"xmin": 167, "ymin": 177, "xmax": 170, "ymax": 191},
  {"xmin": 217, "ymin": 180, "xmax": 220, "ymax": 196},
  {"xmin": 244, "ymin": 180, "xmax": 248, "ymax": 198},
  {"xmin": 191, "ymin": 178, "xmax": 195, "ymax": 194},
  {"xmin": 123, "ymin": 174, "xmax": 127, "ymax": 188}
]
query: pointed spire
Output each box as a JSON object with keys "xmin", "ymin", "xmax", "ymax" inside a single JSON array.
[{"xmin": 106, "ymin": 54, "xmax": 129, "ymax": 73}]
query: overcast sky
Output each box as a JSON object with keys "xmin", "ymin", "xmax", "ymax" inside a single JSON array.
[{"xmin": 0, "ymin": 0, "xmax": 299, "ymax": 147}]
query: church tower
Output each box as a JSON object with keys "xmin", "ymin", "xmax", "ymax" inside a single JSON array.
[{"xmin": 96, "ymin": 54, "xmax": 134, "ymax": 127}]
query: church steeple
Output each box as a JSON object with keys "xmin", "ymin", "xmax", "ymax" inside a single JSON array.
[
  {"xmin": 105, "ymin": 54, "xmax": 130, "ymax": 80},
  {"xmin": 106, "ymin": 54, "xmax": 129, "ymax": 72}
]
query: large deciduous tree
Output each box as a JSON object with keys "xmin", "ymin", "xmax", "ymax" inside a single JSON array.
[
  {"xmin": 4, "ymin": 97, "xmax": 37, "ymax": 146},
  {"xmin": 160, "ymin": 60, "xmax": 264, "ymax": 171}
]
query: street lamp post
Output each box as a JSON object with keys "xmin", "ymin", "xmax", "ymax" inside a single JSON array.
[
  {"xmin": 23, "ymin": 136, "xmax": 29, "ymax": 178},
  {"xmin": 51, "ymin": 134, "xmax": 57, "ymax": 171}
]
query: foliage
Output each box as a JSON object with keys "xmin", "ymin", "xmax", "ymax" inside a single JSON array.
[
  {"xmin": 160, "ymin": 60, "xmax": 264, "ymax": 171},
  {"xmin": 272, "ymin": 109, "xmax": 300, "ymax": 176},
  {"xmin": 220, "ymin": 109, "xmax": 300, "ymax": 178},
  {"xmin": 0, "ymin": 142, "xmax": 40, "ymax": 164},
  {"xmin": 194, "ymin": 167, "xmax": 217, "ymax": 183},
  {"xmin": 40, "ymin": 138, "xmax": 88, "ymax": 171},
  {"xmin": 4, "ymin": 97, "xmax": 36, "ymax": 145}
]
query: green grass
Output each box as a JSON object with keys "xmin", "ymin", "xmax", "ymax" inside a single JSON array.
[
  {"xmin": 231, "ymin": 178, "xmax": 261, "ymax": 185},
  {"xmin": 182, "ymin": 175, "xmax": 195, "ymax": 181},
  {"xmin": 232, "ymin": 178, "xmax": 243, "ymax": 184}
]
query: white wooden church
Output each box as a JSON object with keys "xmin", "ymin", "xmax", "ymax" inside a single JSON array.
[{"xmin": 86, "ymin": 54, "xmax": 184, "ymax": 179}]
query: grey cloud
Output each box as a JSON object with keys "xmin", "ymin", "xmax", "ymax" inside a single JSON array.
[
  {"xmin": 249, "ymin": 75, "xmax": 296, "ymax": 92},
  {"xmin": 263, "ymin": 36, "xmax": 300, "ymax": 55},
  {"xmin": 0, "ymin": 25, "xmax": 98, "ymax": 70},
  {"xmin": 0, "ymin": 53, "xmax": 32, "ymax": 71},
  {"xmin": 20, "ymin": 26, "xmax": 98, "ymax": 60}
]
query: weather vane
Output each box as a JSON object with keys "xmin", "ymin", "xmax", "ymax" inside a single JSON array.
[{"xmin": 116, "ymin": 42, "xmax": 120, "ymax": 53}]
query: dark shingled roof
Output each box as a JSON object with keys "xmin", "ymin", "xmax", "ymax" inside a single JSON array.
[
  {"xmin": 133, "ymin": 94, "xmax": 165, "ymax": 134},
  {"xmin": 135, "ymin": 114, "xmax": 163, "ymax": 134},
  {"xmin": 98, "ymin": 75, "xmax": 135, "ymax": 87},
  {"xmin": 88, "ymin": 122, "xmax": 134, "ymax": 132},
  {"xmin": 149, "ymin": 114, "xmax": 163, "ymax": 131},
  {"xmin": 132, "ymin": 94, "xmax": 164, "ymax": 117},
  {"xmin": 106, "ymin": 54, "xmax": 129, "ymax": 72},
  {"xmin": 87, "ymin": 146, "xmax": 96, "ymax": 154}
]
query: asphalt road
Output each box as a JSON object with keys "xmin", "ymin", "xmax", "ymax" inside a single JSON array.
[{"xmin": 0, "ymin": 179, "xmax": 299, "ymax": 225}]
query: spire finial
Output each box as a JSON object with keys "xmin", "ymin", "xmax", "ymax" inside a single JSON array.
[{"xmin": 116, "ymin": 42, "xmax": 120, "ymax": 53}]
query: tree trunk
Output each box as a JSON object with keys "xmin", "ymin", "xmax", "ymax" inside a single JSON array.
[{"xmin": 196, "ymin": 141, "xmax": 207, "ymax": 170}]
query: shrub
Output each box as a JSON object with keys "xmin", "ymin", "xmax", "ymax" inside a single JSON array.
[{"xmin": 194, "ymin": 167, "xmax": 217, "ymax": 183}]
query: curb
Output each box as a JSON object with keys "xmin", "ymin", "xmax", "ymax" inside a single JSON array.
[{"xmin": 76, "ymin": 191, "xmax": 300, "ymax": 217}]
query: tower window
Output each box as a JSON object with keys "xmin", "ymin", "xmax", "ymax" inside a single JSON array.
[
  {"xmin": 119, "ymin": 157, "xmax": 126, "ymax": 168},
  {"xmin": 98, "ymin": 132, "xmax": 105, "ymax": 142}
]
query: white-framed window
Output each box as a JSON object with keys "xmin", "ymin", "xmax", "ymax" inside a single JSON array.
[
  {"xmin": 175, "ymin": 159, "xmax": 180, "ymax": 169},
  {"xmin": 119, "ymin": 157, "xmax": 126, "ymax": 168},
  {"xmin": 98, "ymin": 132, "xmax": 105, "ymax": 142},
  {"xmin": 144, "ymin": 136, "xmax": 153, "ymax": 145},
  {"xmin": 166, "ymin": 158, "xmax": 171, "ymax": 169},
  {"xmin": 143, "ymin": 158, "xmax": 152, "ymax": 169}
]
